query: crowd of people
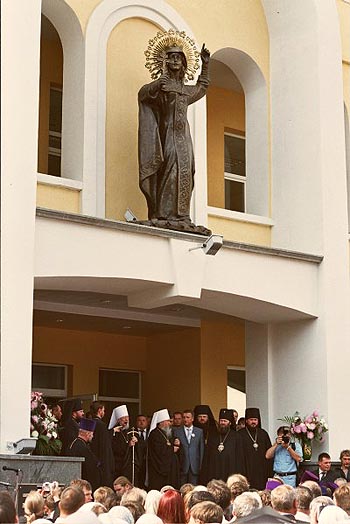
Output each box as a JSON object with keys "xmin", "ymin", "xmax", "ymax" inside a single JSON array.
[
  {"xmin": 1, "ymin": 464, "xmax": 350, "ymax": 523},
  {"xmin": 1, "ymin": 403, "xmax": 350, "ymax": 523}
]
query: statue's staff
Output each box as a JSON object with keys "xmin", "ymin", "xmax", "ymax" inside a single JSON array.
[{"xmin": 127, "ymin": 427, "xmax": 138, "ymax": 485}]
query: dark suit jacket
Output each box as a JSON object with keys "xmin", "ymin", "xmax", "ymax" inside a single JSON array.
[
  {"xmin": 310, "ymin": 467, "xmax": 338, "ymax": 483},
  {"xmin": 173, "ymin": 425, "xmax": 204, "ymax": 475},
  {"xmin": 333, "ymin": 466, "xmax": 350, "ymax": 481}
]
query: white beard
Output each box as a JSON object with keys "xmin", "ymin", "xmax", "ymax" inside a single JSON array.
[{"xmin": 162, "ymin": 426, "xmax": 172, "ymax": 439}]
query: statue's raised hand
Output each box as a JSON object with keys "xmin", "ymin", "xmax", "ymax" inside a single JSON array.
[
  {"xmin": 201, "ymin": 43, "xmax": 210, "ymax": 64},
  {"xmin": 159, "ymin": 73, "xmax": 170, "ymax": 90}
]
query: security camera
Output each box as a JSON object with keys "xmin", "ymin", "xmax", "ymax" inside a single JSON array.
[
  {"xmin": 202, "ymin": 234, "xmax": 223, "ymax": 255},
  {"xmin": 124, "ymin": 208, "xmax": 138, "ymax": 222},
  {"xmin": 189, "ymin": 234, "xmax": 223, "ymax": 256}
]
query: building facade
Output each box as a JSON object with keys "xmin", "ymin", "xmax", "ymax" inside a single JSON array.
[{"xmin": 2, "ymin": 0, "xmax": 350, "ymax": 457}]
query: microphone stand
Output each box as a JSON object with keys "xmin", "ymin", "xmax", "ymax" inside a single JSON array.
[
  {"xmin": 2, "ymin": 467, "xmax": 22, "ymax": 511},
  {"xmin": 13, "ymin": 469, "xmax": 22, "ymax": 512}
]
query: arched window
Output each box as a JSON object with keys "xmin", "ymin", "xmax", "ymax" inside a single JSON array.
[
  {"xmin": 38, "ymin": 15, "xmax": 63, "ymax": 177},
  {"xmin": 207, "ymin": 49, "xmax": 269, "ymax": 219},
  {"xmin": 38, "ymin": 0, "xmax": 84, "ymax": 187}
]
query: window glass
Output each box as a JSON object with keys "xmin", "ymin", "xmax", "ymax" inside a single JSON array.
[
  {"xmin": 99, "ymin": 369, "xmax": 141, "ymax": 427},
  {"xmin": 32, "ymin": 363, "xmax": 67, "ymax": 399},
  {"xmin": 32, "ymin": 364, "xmax": 65, "ymax": 390},
  {"xmin": 225, "ymin": 179, "xmax": 245, "ymax": 213},
  {"xmin": 48, "ymin": 154, "xmax": 61, "ymax": 177},
  {"xmin": 99, "ymin": 369, "xmax": 139, "ymax": 399},
  {"xmin": 224, "ymin": 133, "xmax": 246, "ymax": 212},
  {"xmin": 224, "ymin": 135, "xmax": 246, "ymax": 177},
  {"xmin": 49, "ymin": 88, "xmax": 62, "ymax": 133}
]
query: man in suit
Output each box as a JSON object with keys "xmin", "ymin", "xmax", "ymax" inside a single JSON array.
[
  {"xmin": 173, "ymin": 409, "xmax": 204, "ymax": 486},
  {"xmin": 136, "ymin": 413, "xmax": 149, "ymax": 487},
  {"xmin": 334, "ymin": 449, "xmax": 350, "ymax": 482},
  {"xmin": 313, "ymin": 452, "xmax": 338, "ymax": 483}
]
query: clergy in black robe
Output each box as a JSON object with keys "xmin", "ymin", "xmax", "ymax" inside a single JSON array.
[
  {"xmin": 193, "ymin": 405, "xmax": 218, "ymax": 445},
  {"xmin": 61, "ymin": 399, "xmax": 84, "ymax": 455},
  {"xmin": 194, "ymin": 404, "xmax": 218, "ymax": 484},
  {"xmin": 111, "ymin": 428, "xmax": 141, "ymax": 485},
  {"xmin": 239, "ymin": 408, "xmax": 273, "ymax": 490},
  {"xmin": 109, "ymin": 404, "xmax": 140, "ymax": 486},
  {"xmin": 67, "ymin": 418, "xmax": 102, "ymax": 491},
  {"xmin": 202, "ymin": 408, "xmax": 245, "ymax": 483},
  {"xmin": 147, "ymin": 409, "xmax": 180, "ymax": 490},
  {"xmin": 90, "ymin": 401, "xmax": 115, "ymax": 487}
]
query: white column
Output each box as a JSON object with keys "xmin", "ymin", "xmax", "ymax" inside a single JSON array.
[
  {"xmin": 247, "ymin": 315, "xmax": 350, "ymax": 458},
  {"xmin": 260, "ymin": 0, "xmax": 350, "ymax": 457},
  {"xmin": 1, "ymin": 0, "xmax": 41, "ymax": 451}
]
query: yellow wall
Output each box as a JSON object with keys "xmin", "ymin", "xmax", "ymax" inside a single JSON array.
[
  {"xmin": 143, "ymin": 328, "xmax": 201, "ymax": 415},
  {"xmin": 39, "ymin": 3, "xmax": 270, "ymax": 243},
  {"xmin": 200, "ymin": 319, "xmax": 245, "ymax": 419},
  {"xmin": 166, "ymin": 0, "xmax": 269, "ymax": 77},
  {"xmin": 36, "ymin": 184, "xmax": 81, "ymax": 213},
  {"xmin": 33, "ymin": 320, "xmax": 245, "ymax": 418},
  {"xmin": 337, "ymin": 0, "xmax": 350, "ymax": 65},
  {"xmin": 33, "ymin": 326, "xmax": 147, "ymax": 396},
  {"xmin": 208, "ymin": 216, "xmax": 271, "ymax": 246},
  {"xmin": 104, "ymin": 5, "xmax": 269, "ymax": 226},
  {"xmin": 207, "ymin": 86, "xmax": 245, "ymax": 208},
  {"xmin": 105, "ymin": 18, "xmax": 154, "ymax": 222},
  {"xmin": 37, "ymin": 26, "xmax": 63, "ymax": 175},
  {"xmin": 65, "ymin": 0, "xmax": 101, "ymax": 34}
]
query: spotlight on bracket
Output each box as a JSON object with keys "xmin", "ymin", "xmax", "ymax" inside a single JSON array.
[
  {"xmin": 189, "ymin": 234, "xmax": 223, "ymax": 256},
  {"xmin": 13, "ymin": 438, "xmax": 37, "ymax": 454},
  {"xmin": 124, "ymin": 208, "xmax": 138, "ymax": 223}
]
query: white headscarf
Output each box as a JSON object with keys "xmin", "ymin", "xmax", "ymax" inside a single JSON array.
[
  {"xmin": 136, "ymin": 515, "xmax": 163, "ymax": 524},
  {"xmin": 145, "ymin": 490, "xmax": 162, "ymax": 514},
  {"xmin": 109, "ymin": 506, "xmax": 134, "ymax": 524},
  {"xmin": 318, "ymin": 506, "xmax": 349, "ymax": 523}
]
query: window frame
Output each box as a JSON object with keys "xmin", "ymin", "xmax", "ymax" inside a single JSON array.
[
  {"xmin": 224, "ymin": 131, "xmax": 246, "ymax": 213},
  {"xmin": 98, "ymin": 368, "xmax": 141, "ymax": 412},
  {"xmin": 48, "ymin": 84, "xmax": 63, "ymax": 177},
  {"xmin": 32, "ymin": 362, "xmax": 68, "ymax": 398}
]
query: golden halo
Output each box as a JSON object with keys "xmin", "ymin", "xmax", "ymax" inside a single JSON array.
[{"xmin": 144, "ymin": 29, "xmax": 200, "ymax": 81}]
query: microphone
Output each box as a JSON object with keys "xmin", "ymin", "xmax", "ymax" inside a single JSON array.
[{"xmin": 2, "ymin": 466, "xmax": 21, "ymax": 473}]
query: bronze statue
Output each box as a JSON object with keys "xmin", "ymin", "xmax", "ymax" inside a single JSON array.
[{"xmin": 138, "ymin": 30, "xmax": 211, "ymax": 235}]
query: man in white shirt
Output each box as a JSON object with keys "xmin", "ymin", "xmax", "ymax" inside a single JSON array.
[{"xmin": 173, "ymin": 409, "xmax": 204, "ymax": 485}]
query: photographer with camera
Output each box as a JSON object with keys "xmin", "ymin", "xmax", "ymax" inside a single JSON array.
[{"xmin": 265, "ymin": 426, "xmax": 302, "ymax": 487}]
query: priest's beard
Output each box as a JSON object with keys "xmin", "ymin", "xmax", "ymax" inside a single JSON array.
[
  {"xmin": 161, "ymin": 426, "xmax": 172, "ymax": 439},
  {"xmin": 123, "ymin": 423, "xmax": 130, "ymax": 431},
  {"xmin": 219, "ymin": 424, "xmax": 230, "ymax": 435},
  {"xmin": 199, "ymin": 421, "xmax": 209, "ymax": 431}
]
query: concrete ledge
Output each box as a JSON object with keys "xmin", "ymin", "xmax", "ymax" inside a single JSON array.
[
  {"xmin": 37, "ymin": 174, "xmax": 83, "ymax": 191},
  {"xmin": 36, "ymin": 207, "xmax": 324, "ymax": 264}
]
